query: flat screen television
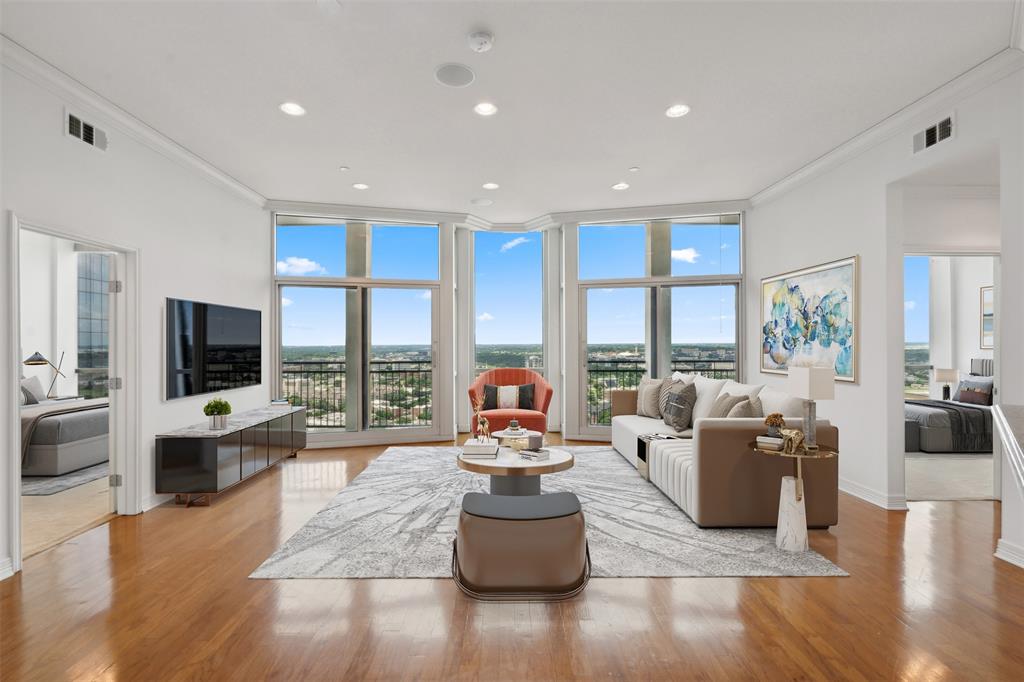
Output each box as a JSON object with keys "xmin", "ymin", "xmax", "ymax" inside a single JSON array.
[{"xmin": 165, "ymin": 298, "xmax": 262, "ymax": 400}]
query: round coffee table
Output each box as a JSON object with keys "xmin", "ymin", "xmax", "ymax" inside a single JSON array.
[{"xmin": 458, "ymin": 447, "xmax": 574, "ymax": 496}]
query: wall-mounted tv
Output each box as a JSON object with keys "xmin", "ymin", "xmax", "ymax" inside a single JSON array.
[{"xmin": 165, "ymin": 298, "xmax": 262, "ymax": 400}]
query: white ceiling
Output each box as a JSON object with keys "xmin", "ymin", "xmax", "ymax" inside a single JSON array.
[{"xmin": 2, "ymin": 1, "xmax": 1016, "ymax": 222}]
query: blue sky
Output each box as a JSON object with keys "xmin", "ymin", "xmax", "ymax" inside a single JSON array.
[
  {"xmin": 904, "ymin": 255, "xmax": 930, "ymax": 343},
  {"xmin": 278, "ymin": 223, "xmax": 741, "ymax": 347}
]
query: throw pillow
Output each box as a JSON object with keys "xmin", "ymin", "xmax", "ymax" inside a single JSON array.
[
  {"xmin": 636, "ymin": 377, "xmax": 664, "ymax": 418},
  {"xmin": 659, "ymin": 376, "xmax": 692, "ymax": 416},
  {"xmin": 662, "ymin": 380, "xmax": 697, "ymax": 432},
  {"xmin": 953, "ymin": 377, "xmax": 993, "ymax": 405},
  {"xmin": 726, "ymin": 399, "xmax": 754, "ymax": 418},
  {"xmin": 707, "ymin": 392, "xmax": 749, "ymax": 418},
  {"xmin": 21, "ymin": 376, "xmax": 46, "ymax": 403},
  {"xmin": 482, "ymin": 384, "xmax": 535, "ymax": 410},
  {"xmin": 747, "ymin": 394, "xmax": 764, "ymax": 418}
]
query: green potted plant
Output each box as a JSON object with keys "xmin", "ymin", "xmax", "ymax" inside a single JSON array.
[{"xmin": 203, "ymin": 398, "xmax": 232, "ymax": 430}]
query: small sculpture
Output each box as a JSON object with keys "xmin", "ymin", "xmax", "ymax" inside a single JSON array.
[
  {"xmin": 473, "ymin": 395, "xmax": 491, "ymax": 442},
  {"xmin": 780, "ymin": 427, "xmax": 805, "ymax": 454}
]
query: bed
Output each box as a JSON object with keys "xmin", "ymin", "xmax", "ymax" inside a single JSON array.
[
  {"xmin": 20, "ymin": 398, "xmax": 109, "ymax": 476},
  {"xmin": 904, "ymin": 359, "xmax": 993, "ymax": 454}
]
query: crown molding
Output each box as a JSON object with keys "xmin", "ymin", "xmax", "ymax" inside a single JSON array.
[
  {"xmin": 1, "ymin": 36, "xmax": 266, "ymax": 207},
  {"xmin": 750, "ymin": 48, "xmax": 1024, "ymax": 208}
]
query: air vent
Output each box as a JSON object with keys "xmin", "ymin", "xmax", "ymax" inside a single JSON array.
[
  {"xmin": 912, "ymin": 115, "xmax": 953, "ymax": 154},
  {"xmin": 66, "ymin": 112, "xmax": 108, "ymax": 151}
]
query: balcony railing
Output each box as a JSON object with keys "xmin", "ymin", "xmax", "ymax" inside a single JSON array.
[
  {"xmin": 281, "ymin": 360, "xmax": 432, "ymax": 429},
  {"xmin": 586, "ymin": 358, "xmax": 737, "ymax": 426}
]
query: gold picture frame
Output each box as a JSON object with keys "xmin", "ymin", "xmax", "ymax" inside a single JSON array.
[{"xmin": 760, "ymin": 256, "xmax": 859, "ymax": 383}]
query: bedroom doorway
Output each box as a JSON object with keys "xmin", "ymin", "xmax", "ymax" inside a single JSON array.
[
  {"xmin": 8, "ymin": 216, "xmax": 138, "ymax": 572},
  {"xmin": 903, "ymin": 253, "xmax": 998, "ymax": 501}
]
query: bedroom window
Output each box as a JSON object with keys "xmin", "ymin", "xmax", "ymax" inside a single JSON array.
[{"xmin": 77, "ymin": 252, "xmax": 111, "ymax": 399}]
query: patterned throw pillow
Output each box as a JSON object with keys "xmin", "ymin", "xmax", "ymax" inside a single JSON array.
[
  {"xmin": 636, "ymin": 377, "xmax": 664, "ymax": 418},
  {"xmin": 482, "ymin": 384, "xmax": 535, "ymax": 410},
  {"xmin": 662, "ymin": 381, "xmax": 697, "ymax": 431},
  {"xmin": 953, "ymin": 377, "xmax": 993, "ymax": 406},
  {"xmin": 707, "ymin": 393, "xmax": 749, "ymax": 418},
  {"xmin": 659, "ymin": 376, "xmax": 694, "ymax": 416}
]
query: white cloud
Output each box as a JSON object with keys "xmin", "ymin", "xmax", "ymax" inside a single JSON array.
[
  {"xmin": 500, "ymin": 236, "xmax": 530, "ymax": 252},
  {"xmin": 280, "ymin": 297, "xmax": 294, "ymax": 307},
  {"xmin": 276, "ymin": 256, "xmax": 326, "ymax": 276},
  {"xmin": 720, "ymin": 243, "xmax": 731, "ymax": 249},
  {"xmin": 477, "ymin": 312, "xmax": 495, "ymax": 321},
  {"xmin": 671, "ymin": 247, "xmax": 700, "ymax": 263},
  {"xmin": 904, "ymin": 300, "xmax": 916, "ymax": 311},
  {"xmin": 419, "ymin": 290, "xmax": 432, "ymax": 300}
]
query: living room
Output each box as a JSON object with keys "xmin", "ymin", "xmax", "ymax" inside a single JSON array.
[{"xmin": 3, "ymin": 2, "xmax": 1024, "ymax": 679}]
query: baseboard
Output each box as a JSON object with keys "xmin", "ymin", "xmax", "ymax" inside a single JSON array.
[
  {"xmin": 0, "ymin": 557, "xmax": 14, "ymax": 581},
  {"xmin": 143, "ymin": 494, "xmax": 173, "ymax": 512},
  {"xmin": 839, "ymin": 477, "xmax": 909, "ymax": 511},
  {"xmin": 995, "ymin": 538, "xmax": 1024, "ymax": 569}
]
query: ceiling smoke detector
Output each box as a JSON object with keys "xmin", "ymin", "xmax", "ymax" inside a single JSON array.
[
  {"xmin": 435, "ymin": 63, "xmax": 476, "ymax": 88},
  {"xmin": 468, "ymin": 31, "xmax": 494, "ymax": 53}
]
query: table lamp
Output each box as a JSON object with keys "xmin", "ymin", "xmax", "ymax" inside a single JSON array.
[
  {"xmin": 24, "ymin": 351, "xmax": 66, "ymax": 399},
  {"xmin": 788, "ymin": 365, "xmax": 835, "ymax": 449},
  {"xmin": 933, "ymin": 368, "xmax": 958, "ymax": 401}
]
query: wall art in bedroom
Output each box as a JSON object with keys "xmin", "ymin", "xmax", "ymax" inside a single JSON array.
[
  {"xmin": 980, "ymin": 285, "xmax": 994, "ymax": 349},
  {"xmin": 761, "ymin": 256, "xmax": 858, "ymax": 382}
]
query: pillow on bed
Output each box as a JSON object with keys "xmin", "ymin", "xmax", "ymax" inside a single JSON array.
[
  {"xmin": 954, "ymin": 377, "xmax": 993, "ymax": 406},
  {"xmin": 20, "ymin": 376, "xmax": 46, "ymax": 404}
]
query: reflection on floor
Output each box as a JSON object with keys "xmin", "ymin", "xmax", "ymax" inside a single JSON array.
[
  {"xmin": 21, "ymin": 476, "xmax": 112, "ymax": 557},
  {"xmin": 905, "ymin": 453, "xmax": 993, "ymax": 501}
]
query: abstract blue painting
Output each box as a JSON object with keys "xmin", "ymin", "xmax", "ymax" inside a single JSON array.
[{"xmin": 761, "ymin": 256, "xmax": 858, "ymax": 382}]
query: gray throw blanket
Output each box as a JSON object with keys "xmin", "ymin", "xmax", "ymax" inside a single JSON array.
[{"xmin": 906, "ymin": 400, "xmax": 991, "ymax": 452}]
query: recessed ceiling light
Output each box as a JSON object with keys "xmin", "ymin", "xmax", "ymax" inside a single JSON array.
[
  {"xmin": 611, "ymin": 182, "xmax": 630, "ymax": 191},
  {"xmin": 482, "ymin": 182, "xmax": 499, "ymax": 190},
  {"xmin": 665, "ymin": 104, "xmax": 690, "ymax": 118},
  {"xmin": 338, "ymin": 165, "xmax": 350, "ymax": 172},
  {"xmin": 435, "ymin": 63, "xmax": 476, "ymax": 88},
  {"xmin": 352, "ymin": 183, "xmax": 369, "ymax": 190},
  {"xmin": 474, "ymin": 102, "xmax": 498, "ymax": 116},
  {"xmin": 279, "ymin": 102, "xmax": 306, "ymax": 116},
  {"xmin": 470, "ymin": 198, "xmax": 494, "ymax": 206},
  {"xmin": 628, "ymin": 166, "xmax": 640, "ymax": 173}
]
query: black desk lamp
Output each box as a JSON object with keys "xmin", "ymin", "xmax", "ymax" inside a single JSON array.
[{"xmin": 24, "ymin": 351, "xmax": 66, "ymax": 398}]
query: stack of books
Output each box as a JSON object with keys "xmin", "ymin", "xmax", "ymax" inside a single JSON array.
[
  {"xmin": 270, "ymin": 398, "xmax": 291, "ymax": 409},
  {"xmin": 756, "ymin": 435, "xmax": 784, "ymax": 451},
  {"xmin": 461, "ymin": 439, "xmax": 498, "ymax": 459},
  {"xmin": 519, "ymin": 448, "xmax": 550, "ymax": 462}
]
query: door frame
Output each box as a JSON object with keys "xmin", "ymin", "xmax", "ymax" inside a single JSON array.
[{"xmin": 6, "ymin": 212, "xmax": 141, "ymax": 574}]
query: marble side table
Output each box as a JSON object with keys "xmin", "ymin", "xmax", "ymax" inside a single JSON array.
[{"xmin": 751, "ymin": 444, "xmax": 838, "ymax": 552}]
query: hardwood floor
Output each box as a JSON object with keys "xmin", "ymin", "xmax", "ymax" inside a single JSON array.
[
  {"xmin": 3, "ymin": 437, "xmax": 1024, "ymax": 680},
  {"xmin": 21, "ymin": 476, "xmax": 113, "ymax": 558}
]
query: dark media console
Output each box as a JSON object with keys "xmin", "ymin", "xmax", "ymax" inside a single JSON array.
[{"xmin": 156, "ymin": 406, "xmax": 306, "ymax": 505}]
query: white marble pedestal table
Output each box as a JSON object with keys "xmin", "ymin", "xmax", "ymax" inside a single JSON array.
[{"xmin": 751, "ymin": 444, "xmax": 839, "ymax": 552}]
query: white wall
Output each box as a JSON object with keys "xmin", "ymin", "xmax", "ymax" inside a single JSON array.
[
  {"xmin": 745, "ymin": 55, "xmax": 1024, "ymax": 525},
  {"xmin": 1, "ymin": 55, "xmax": 270, "ymax": 578},
  {"xmin": 903, "ymin": 189, "xmax": 1000, "ymax": 251}
]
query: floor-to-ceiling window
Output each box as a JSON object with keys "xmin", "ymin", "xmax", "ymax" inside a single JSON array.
[
  {"xmin": 904, "ymin": 255, "xmax": 931, "ymax": 397},
  {"xmin": 275, "ymin": 215, "xmax": 440, "ymax": 438},
  {"xmin": 576, "ymin": 215, "xmax": 742, "ymax": 430},
  {"xmin": 77, "ymin": 252, "xmax": 111, "ymax": 398},
  {"xmin": 473, "ymin": 231, "xmax": 544, "ymax": 373}
]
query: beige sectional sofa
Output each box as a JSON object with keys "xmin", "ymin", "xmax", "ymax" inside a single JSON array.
[{"xmin": 610, "ymin": 377, "xmax": 839, "ymax": 529}]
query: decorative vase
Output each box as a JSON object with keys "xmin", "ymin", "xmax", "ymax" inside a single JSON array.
[
  {"xmin": 209, "ymin": 415, "xmax": 228, "ymax": 430},
  {"xmin": 767, "ymin": 425, "xmax": 782, "ymax": 438}
]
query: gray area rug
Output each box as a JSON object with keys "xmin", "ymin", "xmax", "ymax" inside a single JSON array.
[
  {"xmin": 906, "ymin": 453, "xmax": 994, "ymax": 501},
  {"xmin": 22, "ymin": 461, "xmax": 108, "ymax": 496},
  {"xmin": 251, "ymin": 446, "xmax": 847, "ymax": 579}
]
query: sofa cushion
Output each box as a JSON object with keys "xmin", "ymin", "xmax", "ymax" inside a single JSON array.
[
  {"xmin": 482, "ymin": 384, "xmax": 535, "ymax": 410},
  {"xmin": 707, "ymin": 393, "xmax": 748, "ymax": 418},
  {"xmin": 758, "ymin": 386, "xmax": 805, "ymax": 417},
  {"xmin": 720, "ymin": 380, "xmax": 764, "ymax": 399},
  {"xmin": 691, "ymin": 375, "xmax": 728, "ymax": 422},
  {"xmin": 636, "ymin": 377, "xmax": 664, "ymax": 418},
  {"xmin": 611, "ymin": 414, "xmax": 682, "ymax": 466},
  {"xmin": 659, "ymin": 375, "xmax": 693, "ymax": 415},
  {"xmin": 662, "ymin": 380, "xmax": 697, "ymax": 432},
  {"xmin": 727, "ymin": 399, "xmax": 754, "ymax": 418}
]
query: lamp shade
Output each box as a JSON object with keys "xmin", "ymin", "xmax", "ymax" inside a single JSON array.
[
  {"xmin": 23, "ymin": 351, "xmax": 49, "ymax": 366},
  {"xmin": 934, "ymin": 368, "xmax": 959, "ymax": 383},
  {"xmin": 788, "ymin": 365, "xmax": 835, "ymax": 401}
]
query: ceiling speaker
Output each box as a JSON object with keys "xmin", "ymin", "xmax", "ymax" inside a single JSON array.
[{"xmin": 435, "ymin": 63, "xmax": 475, "ymax": 88}]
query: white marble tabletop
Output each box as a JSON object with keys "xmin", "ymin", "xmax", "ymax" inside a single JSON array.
[{"xmin": 156, "ymin": 405, "xmax": 306, "ymax": 438}]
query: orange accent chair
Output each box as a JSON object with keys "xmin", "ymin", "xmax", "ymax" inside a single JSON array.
[{"xmin": 469, "ymin": 368, "xmax": 553, "ymax": 435}]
